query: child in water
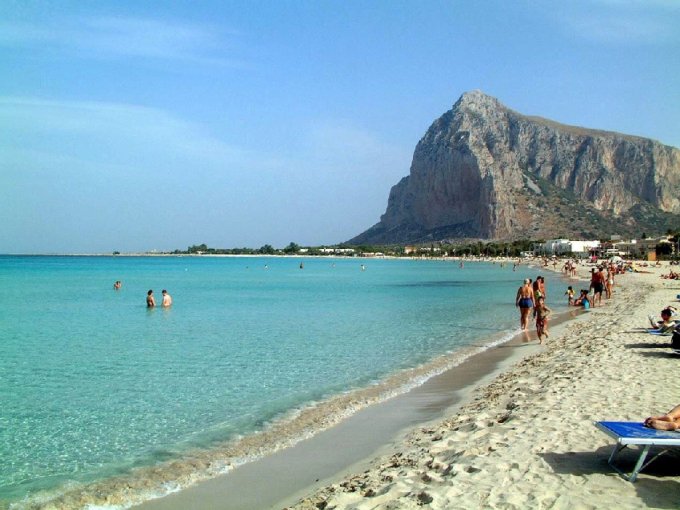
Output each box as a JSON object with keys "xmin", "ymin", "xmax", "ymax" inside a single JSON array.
[
  {"xmin": 565, "ymin": 286, "xmax": 574, "ymax": 305},
  {"xmin": 534, "ymin": 296, "xmax": 552, "ymax": 344}
]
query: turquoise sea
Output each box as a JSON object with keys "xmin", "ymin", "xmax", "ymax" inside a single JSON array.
[{"xmin": 0, "ymin": 255, "xmax": 567, "ymax": 509}]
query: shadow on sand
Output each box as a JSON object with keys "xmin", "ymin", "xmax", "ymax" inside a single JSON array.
[
  {"xmin": 634, "ymin": 351, "xmax": 680, "ymax": 359},
  {"xmin": 539, "ymin": 447, "xmax": 680, "ymax": 508},
  {"xmin": 624, "ymin": 342, "xmax": 673, "ymax": 349}
]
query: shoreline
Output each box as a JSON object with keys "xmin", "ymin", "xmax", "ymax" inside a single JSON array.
[
  {"xmin": 128, "ymin": 271, "xmax": 581, "ymax": 510},
  {"xmin": 6, "ymin": 261, "xmax": 572, "ymax": 510},
  {"xmin": 135, "ymin": 322, "xmax": 568, "ymax": 510},
  {"xmin": 22, "ymin": 311, "xmax": 550, "ymax": 510},
  {"xmin": 286, "ymin": 264, "xmax": 680, "ymax": 509},
  {"xmin": 11, "ymin": 260, "xmax": 675, "ymax": 509}
]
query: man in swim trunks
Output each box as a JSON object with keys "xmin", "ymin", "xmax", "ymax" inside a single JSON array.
[
  {"xmin": 590, "ymin": 267, "xmax": 606, "ymax": 307},
  {"xmin": 161, "ymin": 289, "xmax": 172, "ymax": 307},
  {"xmin": 515, "ymin": 278, "xmax": 535, "ymax": 330}
]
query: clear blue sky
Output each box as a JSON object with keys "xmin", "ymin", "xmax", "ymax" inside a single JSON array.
[{"xmin": 1, "ymin": 0, "xmax": 678, "ymax": 253}]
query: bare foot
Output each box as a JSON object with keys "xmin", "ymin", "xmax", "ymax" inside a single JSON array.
[{"xmin": 646, "ymin": 419, "xmax": 678, "ymax": 431}]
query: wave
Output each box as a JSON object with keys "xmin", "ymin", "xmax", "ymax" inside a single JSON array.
[{"xmin": 7, "ymin": 327, "xmax": 524, "ymax": 510}]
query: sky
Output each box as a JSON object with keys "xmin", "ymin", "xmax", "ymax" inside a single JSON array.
[{"xmin": 1, "ymin": 0, "xmax": 678, "ymax": 254}]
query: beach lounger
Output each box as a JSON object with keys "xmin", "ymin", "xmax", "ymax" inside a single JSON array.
[{"xmin": 595, "ymin": 421, "xmax": 680, "ymax": 482}]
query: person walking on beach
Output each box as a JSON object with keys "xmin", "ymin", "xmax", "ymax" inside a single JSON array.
[
  {"xmin": 146, "ymin": 289, "xmax": 156, "ymax": 308},
  {"xmin": 565, "ymin": 286, "xmax": 575, "ymax": 305},
  {"xmin": 516, "ymin": 278, "xmax": 535, "ymax": 330},
  {"xmin": 534, "ymin": 296, "xmax": 552, "ymax": 344},
  {"xmin": 161, "ymin": 289, "xmax": 172, "ymax": 307},
  {"xmin": 606, "ymin": 267, "xmax": 614, "ymax": 299},
  {"xmin": 590, "ymin": 267, "xmax": 606, "ymax": 307}
]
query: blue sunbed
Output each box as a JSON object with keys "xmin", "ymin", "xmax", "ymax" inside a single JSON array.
[{"xmin": 595, "ymin": 421, "xmax": 680, "ymax": 482}]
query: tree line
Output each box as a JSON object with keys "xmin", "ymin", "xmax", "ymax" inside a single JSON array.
[{"xmin": 174, "ymin": 240, "xmax": 538, "ymax": 257}]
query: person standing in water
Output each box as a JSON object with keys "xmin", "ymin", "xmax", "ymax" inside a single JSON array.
[
  {"xmin": 515, "ymin": 278, "xmax": 535, "ymax": 330},
  {"xmin": 146, "ymin": 290, "xmax": 156, "ymax": 308},
  {"xmin": 161, "ymin": 289, "xmax": 172, "ymax": 307}
]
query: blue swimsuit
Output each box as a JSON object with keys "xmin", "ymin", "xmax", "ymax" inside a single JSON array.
[{"xmin": 519, "ymin": 297, "xmax": 533, "ymax": 308}]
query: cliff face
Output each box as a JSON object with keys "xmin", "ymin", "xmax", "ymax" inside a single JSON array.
[{"xmin": 350, "ymin": 90, "xmax": 680, "ymax": 244}]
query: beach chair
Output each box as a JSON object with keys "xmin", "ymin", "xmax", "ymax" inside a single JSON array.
[{"xmin": 595, "ymin": 421, "xmax": 680, "ymax": 482}]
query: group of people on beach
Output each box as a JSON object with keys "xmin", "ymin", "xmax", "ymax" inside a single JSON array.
[
  {"xmin": 661, "ymin": 269, "xmax": 680, "ymax": 280},
  {"xmin": 515, "ymin": 276, "xmax": 552, "ymax": 343},
  {"xmin": 563, "ymin": 263, "xmax": 619, "ymax": 310},
  {"xmin": 529, "ymin": 259, "xmax": 680, "ymax": 432},
  {"xmin": 515, "ymin": 260, "xmax": 624, "ymax": 344}
]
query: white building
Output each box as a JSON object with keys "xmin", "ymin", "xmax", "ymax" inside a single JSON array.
[
  {"xmin": 535, "ymin": 239, "xmax": 601, "ymax": 256},
  {"xmin": 318, "ymin": 248, "xmax": 356, "ymax": 255}
]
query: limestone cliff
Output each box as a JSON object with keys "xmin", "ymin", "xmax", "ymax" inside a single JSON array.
[{"xmin": 350, "ymin": 90, "xmax": 680, "ymax": 244}]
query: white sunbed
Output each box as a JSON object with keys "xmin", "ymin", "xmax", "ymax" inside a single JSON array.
[{"xmin": 595, "ymin": 421, "xmax": 680, "ymax": 482}]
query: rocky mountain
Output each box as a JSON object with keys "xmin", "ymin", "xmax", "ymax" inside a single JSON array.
[{"xmin": 349, "ymin": 90, "xmax": 680, "ymax": 245}]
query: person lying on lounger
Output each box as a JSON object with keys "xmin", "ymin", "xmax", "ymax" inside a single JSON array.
[{"xmin": 645, "ymin": 404, "xmax": 680, "ymax": 431}]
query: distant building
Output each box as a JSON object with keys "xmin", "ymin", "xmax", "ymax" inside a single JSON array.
[
  {"xmin": 318, "ymin": 248, "xmax": 356, "ymax": 255},
  {"xmin": 530, "ymin": 235, "xmax": 675, "ymax": 259},
  {"xmin": 534, "ymin": 239, "xmax": 600, "ymax": 257},
  {"xmin": 614, "ymin": 237, "xmax": 671, "ymax": 258}
]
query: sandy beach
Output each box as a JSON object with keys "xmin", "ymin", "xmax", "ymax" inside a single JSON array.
[{"xmin": 284, "ymin": 263, "xmax": 680, "ymax": 510}]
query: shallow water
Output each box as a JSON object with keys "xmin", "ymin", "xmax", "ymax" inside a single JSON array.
[{"xmin": 0, "ymin": 255, "xmax": 567, "ymax": 508}]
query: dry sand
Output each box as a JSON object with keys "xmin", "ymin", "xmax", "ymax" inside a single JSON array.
[{"xmin": 287, "ymin": 264, "xmax": 680, "ymax": 510}]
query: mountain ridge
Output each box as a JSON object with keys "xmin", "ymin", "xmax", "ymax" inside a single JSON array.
[{"xmin": 349, "ymin": 91, "xmax": 680, "ymax": 245}]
